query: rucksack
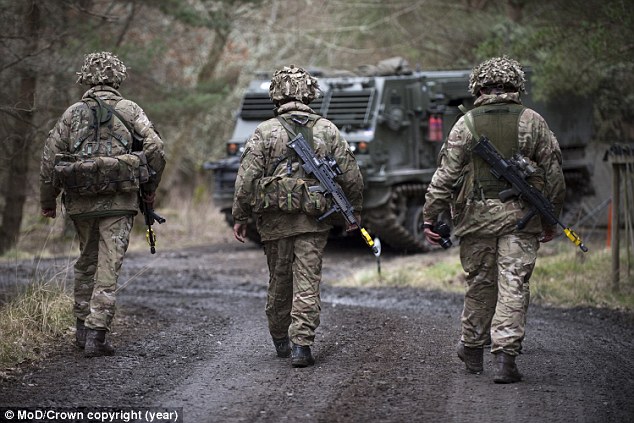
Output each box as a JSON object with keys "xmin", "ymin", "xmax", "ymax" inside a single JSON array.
[{"xmin": 54, "ymin": 94, "xmax": 149, "ymax": 196}]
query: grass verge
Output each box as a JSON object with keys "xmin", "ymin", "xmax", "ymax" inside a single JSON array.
[
  {"xmin": 335, "ymin": 241, "xmax": 634, "ymax": 311},
  {"xmin": 531, "ymin": 245, "xmax": 634, "ymax": 310},
  {"xmin": 0, "ymin": 278, "xmax": 74, "ymax": 373},
  {"xmin": 334, "ymin": 249, "xmax": 465, "ymax": 295}
]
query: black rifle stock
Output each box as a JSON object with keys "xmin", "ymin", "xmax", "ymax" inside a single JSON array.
[
  {"xmin": 472, "ymin": 136, "xmax": 588, "ymax": 252},
  {"xmin": 287, "ymin": 134, "xmax": 380, "ymax": 257}
]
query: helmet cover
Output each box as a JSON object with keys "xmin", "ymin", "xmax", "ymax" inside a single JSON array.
[
  {"xmin": 269, "ymin": 65, "xmax": 319, "ymax": 103},
  {"xmin": 468, "ymin": 56, "xmax": 526, "ymax": 96},
  {"xmin": 76, "ymin": 51, "xmax": 127, "ymax": 88}
]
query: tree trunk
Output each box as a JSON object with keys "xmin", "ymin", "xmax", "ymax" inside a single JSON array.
[
  {"xmin": 0, "ymin": 1, "xmax": 40, "ymax": 255},
  {"xmin": 197, "ymin": 29, "xmax": 230, "ymax": 83},
  {"xmin": 506, "ymin": 0, "xmax": 525, "ymax": 23}
]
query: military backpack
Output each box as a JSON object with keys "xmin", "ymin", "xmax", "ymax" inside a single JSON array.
[{"xmin": 54, "ymin": 94, "xmax": 150, "ymax": 196}]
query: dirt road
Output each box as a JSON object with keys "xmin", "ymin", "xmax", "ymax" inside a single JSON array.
[{"xmin": 1, "ymin": 240, "xmax": 633, "ymax": 423}]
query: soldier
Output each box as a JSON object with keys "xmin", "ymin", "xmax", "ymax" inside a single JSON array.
[
  {"xmin": 422, "ymin": 56, "xmax": 565, "ymax": 383},
  {"xmin": 232, "ymin": 65, "xmax": 364, "ymax": 367},
  {"xmin": 40, "ymin": 52, "xmax": 166, "ymax": 357}
]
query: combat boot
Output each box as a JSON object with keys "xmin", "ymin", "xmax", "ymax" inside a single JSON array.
[
  {"xmin": 84, "ymin": 329, "xmax": 115, "ymax": 358},
  {"xmin": 75, "ymin": 318, "xmax": 87, "ymax": 349},
  {"xmin": 457, "ymin": 342, "xmax": 483, "ymax": 374},
  {"xmin": 493, "ymin": 352, "xmax": 522, "ymax": 384},
  {"xmin": 291, "ymin": 343, "xmax": 315, "ymax": 368},
  {"xmin": 272, "ymin": 336, "xmax": 291, "ymax": 358}
]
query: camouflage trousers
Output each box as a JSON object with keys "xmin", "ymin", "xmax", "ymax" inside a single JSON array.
[
  {"xmin": 459, "ymin": 232, "xmax": 539, "ymax": 356},
  {"xmin": 72, "ymin": 214, "xmax": 134, "ymax": 331},
  {"xmin": 263, "ymin": 231, "xmax": 329, "ymax": 346}
]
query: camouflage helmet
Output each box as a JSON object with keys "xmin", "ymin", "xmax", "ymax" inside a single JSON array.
[
  {"xmin": 468, "ymin": 56, "xmax": 526, "ymax": 96},
  {"xmin": 269, "ymin": 65, "xmax": 319, "ymax": 104},
  {"xmin": 76, "ymin": 51, "xmax": 127, "ymax": 89}
]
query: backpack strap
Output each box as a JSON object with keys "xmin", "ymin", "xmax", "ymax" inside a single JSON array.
[
  {"xmin": 267, "ymin": 113, "xmax": 321, "ymax": 177},
  {"xmin": 87, "ymin": 94, "xmax": 141, "ymax": 152},
  {"xmin": 458, "ymin": 104, "xmax": 481, "ymax": 141}
]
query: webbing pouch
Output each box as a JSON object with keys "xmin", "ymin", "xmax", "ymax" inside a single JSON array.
[
  {"xmin": 54, "ymin": 152, "xmax": 149, "ymax": 196},
  {"xmin": 252, "ymin": 176, "xmax": 330, "ymax": 216}
]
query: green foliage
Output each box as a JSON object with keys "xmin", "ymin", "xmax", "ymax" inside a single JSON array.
[
  {"xmin": 475, "ymin": 1, "xmax": 633, "ymax": 96},
  {"xmin": 472, "ymin": 0, "xmax": 634, "ymax": 140}
]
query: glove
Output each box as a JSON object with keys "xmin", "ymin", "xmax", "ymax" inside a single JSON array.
[
  {"xmin": 42, "ymin": 208, "xmax": 56, "ymax": 218},
  {"xmin": 142, "ymin": 191, "xmax": 155, "ymax": 209},
  {"xmin": 540, "ymin": 225, "xmax": 556, "ymax": 243}
]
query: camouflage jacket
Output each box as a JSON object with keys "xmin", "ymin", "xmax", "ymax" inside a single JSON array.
[
  {"xmin": 232, "ymin": 101, "xmax": 364, "ymax": 241},
  {"xmin": 423, "ymin": 93, "xmax": 565, "ymax": 237},
  {"xmin": 40, "ymin": 85, "xmax": 166, "ymax": 218}
]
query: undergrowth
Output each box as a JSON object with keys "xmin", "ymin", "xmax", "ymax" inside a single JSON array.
[{"xmin": 0, "ymin": 277, "xmax": 73, "ymax": 371}]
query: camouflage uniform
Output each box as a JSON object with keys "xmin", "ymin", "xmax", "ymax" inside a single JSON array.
[
  {"xmin": 423, "ymin": 57, "xmax": 565, "ymax": 358},
  {"xmin": 233, "ymin": 67, "xmax": 363, "ymax": 349},
  {"xmin": 40, "ymin": 52, "xmax": 166, "ymax": 333}
]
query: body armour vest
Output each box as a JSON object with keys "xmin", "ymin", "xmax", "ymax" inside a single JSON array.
[{"xmin": 469, "ymin": 103, "xmax": 525, "ymax": 199}]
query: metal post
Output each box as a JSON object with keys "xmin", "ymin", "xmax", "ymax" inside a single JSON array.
[{"xmin": 611, "ymin": 162, "xmax": 620, "ymax": 292}]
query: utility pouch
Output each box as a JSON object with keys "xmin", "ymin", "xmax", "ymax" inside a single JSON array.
[
  {"xmin": 301, "ymin": 181, "xmax": 330, "ymax": 216},
  {"xmin": 252, "ymin": 176, "xmax": 281, "ymax": 213},
  {"xmin": 452, "ymin": 162, "xmax": 473, "ymax": 207},
  {"xmin": 132, "ymin": 151, "xmax": 151, "ymax": 186},
  {"xmin": 252, "ymin": 176, "xmax": 301, "ymax": 213},
  {"xmin": 54, "ymin": 152, "xmax": 150, "ymax": 196},
  {"xmin": 52, "ymin": 154, "xmax": 77, "ymax": 189},
  {"xmin": 252, "ymin": 176, "xmax": 330, "ymax": 215}
]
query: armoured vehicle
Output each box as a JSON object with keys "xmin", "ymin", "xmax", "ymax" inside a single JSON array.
[{"xmin": 206, "ymin": 60, "xmax": 593, "ymax": 252}]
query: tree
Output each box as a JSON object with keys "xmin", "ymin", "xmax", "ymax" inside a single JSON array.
[
  {"xmin": 0, "ymin": 1, "xmax": 40, "ymax": 255},
  {"xmin": 474, "ymin": 0, "xmax": 634, "ymax": 141}
]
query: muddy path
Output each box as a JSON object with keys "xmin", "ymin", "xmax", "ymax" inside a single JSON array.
[{"xmin": 1, "ymin": 240, "xmax": 633, "ymax": 423}]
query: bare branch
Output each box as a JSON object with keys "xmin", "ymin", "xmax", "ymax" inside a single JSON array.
[
  {"xmin": 65, "ymin": 0, "xmax": 121, "ymax": 22},
  {"xmin": 0, "ymin": 41, "xmax": 56, "ymax": 74},
  {"xmin": 115, "ymin": 1, "xmax": 139, "ymax": 47}
]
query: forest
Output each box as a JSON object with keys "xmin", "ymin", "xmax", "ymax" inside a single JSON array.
[{"xmin": 1, "ymin": 0, "xmax": 632, "ymax": 255}]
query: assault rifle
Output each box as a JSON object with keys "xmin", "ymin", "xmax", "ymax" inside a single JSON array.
[
  {"xmin": 287, "ymin": 133, "xmax": 381, "ymax": 259},
  {"xmin": 139, "ymin": 188, "xmax": 166, "ymax": 254},
  {"xmin": 472, "ymin": 136, "xmax": 588, "ymax": 252}
]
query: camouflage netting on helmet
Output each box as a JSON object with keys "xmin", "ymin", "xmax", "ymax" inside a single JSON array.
[
  {"xmin": 76, "ymin": 51, "xmax": 127, "ymax": 89},
  {"xmin": 269, "ymin": 65, "xmax": 319, "ymax": 104},
  {"xmin": 468, "ymin": 56, "xmax": 526, "ymax": 96}
]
